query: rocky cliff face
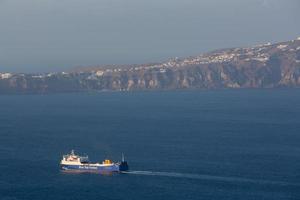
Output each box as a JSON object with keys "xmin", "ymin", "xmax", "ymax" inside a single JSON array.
[{"xmin": 1, "ymin": 38, "xmax": 300, "ymax": 94}]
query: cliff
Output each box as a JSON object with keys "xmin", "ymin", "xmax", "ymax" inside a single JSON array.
[{"xmin": 1, "ymin": 38, "xmax": 300, "ymax": 94}]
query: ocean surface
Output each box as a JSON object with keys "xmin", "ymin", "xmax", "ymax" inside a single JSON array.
[{"xmin": 0, "ymin": 89, "xmax": 300, "ymax": 200}]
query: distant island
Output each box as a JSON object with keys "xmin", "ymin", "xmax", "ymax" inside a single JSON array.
[{"xmin": 1, "ymin": 37, "xmax": 300, "ymax": 94}]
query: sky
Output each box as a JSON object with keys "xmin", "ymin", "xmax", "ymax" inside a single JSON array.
[{"xmin": 0, "ymin": 0, "xmax": 299, "ymax": 73}]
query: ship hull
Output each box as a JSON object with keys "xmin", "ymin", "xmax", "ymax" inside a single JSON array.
[{"xmin": 60, "ymin": 164, "xmax": 120, "ymax": 172}]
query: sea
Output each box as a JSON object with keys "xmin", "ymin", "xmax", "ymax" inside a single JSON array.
[{"xmin": 0, "ymin": 89, "xmax": 300, "ymax": 200}]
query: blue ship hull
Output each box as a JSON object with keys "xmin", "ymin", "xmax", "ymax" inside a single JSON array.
[
  {"xmin": 61, "ymin": 164, "xmax": 120, "ymax": 172},
  {"xmin": 61, "ymin": 161, "xmax": 128, "ymax": 172}
]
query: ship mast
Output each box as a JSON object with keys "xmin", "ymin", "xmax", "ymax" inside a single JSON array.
[{"xmin": 122, "ymin": 153, "xmax": 125, "ymax": 162}]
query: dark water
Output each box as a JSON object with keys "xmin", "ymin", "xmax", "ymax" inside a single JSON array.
[{"xmin": 1, "ymin": 89, "xmax": 300, "ymax": 200}]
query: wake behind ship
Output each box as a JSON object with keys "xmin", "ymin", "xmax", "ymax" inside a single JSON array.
[{"xmin": 60, "ymin": 150, "xmax": 129, "ymax": 173}]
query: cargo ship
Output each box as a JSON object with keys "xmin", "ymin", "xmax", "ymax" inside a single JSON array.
[{"xmin": 60, "ymin": 150, "xmax": 129, "ymax": 173}]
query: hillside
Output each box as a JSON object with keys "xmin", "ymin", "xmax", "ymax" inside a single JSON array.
[{"xmin": 1, "ymin": 38, "xmax": 300, "ymax": 93}]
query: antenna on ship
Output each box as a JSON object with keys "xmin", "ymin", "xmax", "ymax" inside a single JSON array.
[{"xmin": 122, "ymin": 153, "xmax": 125, "ymax": 162}]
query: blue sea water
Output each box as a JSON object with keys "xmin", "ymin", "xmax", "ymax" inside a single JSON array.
[{"xmin": 0, "ymin": 89, "xmax": 300, "ymax": 200}]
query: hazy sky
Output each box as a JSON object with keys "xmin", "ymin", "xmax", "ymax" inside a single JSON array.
[{"xmin": 0, "ymin": 0, "xmax": 299, "ymax": 72}]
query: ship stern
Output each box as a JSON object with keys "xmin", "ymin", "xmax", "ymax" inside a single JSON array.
[{"xmin": 119, "ymin": 161, "xmax": 129, "ymax": 171}]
